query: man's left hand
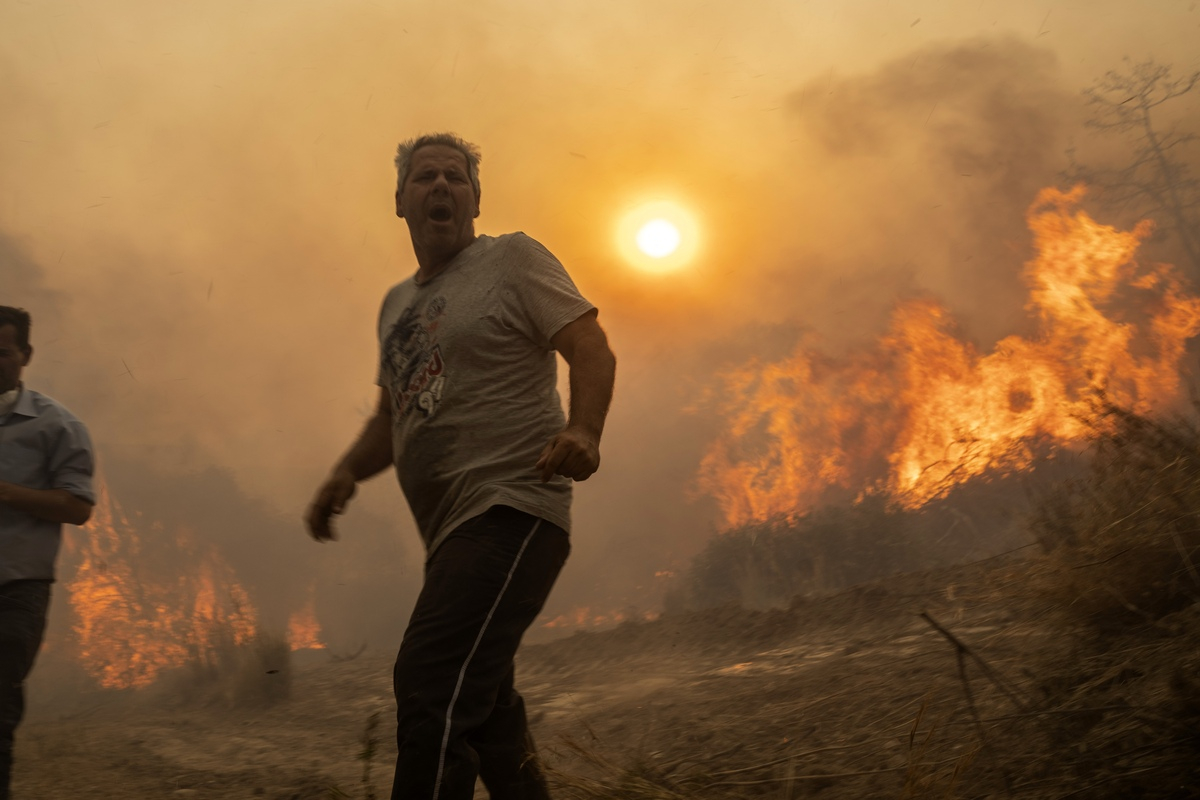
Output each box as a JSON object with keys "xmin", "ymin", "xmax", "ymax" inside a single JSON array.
[{"xmin": 536, "ymin": 427, "xmax": 600, "ymax": 482}]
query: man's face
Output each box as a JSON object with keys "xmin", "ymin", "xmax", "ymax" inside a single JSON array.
[
  {"xmin": 0, "ymin": 325, "xmax": 30, "ymax": 394},
  {"xmin": 395, "ymin": 144, "xmax": 480, "ymax": 260}
]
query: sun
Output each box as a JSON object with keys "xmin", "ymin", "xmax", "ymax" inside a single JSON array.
[
  {"xmin": 617, "ymin": 200, "xmax": 700, "ymax": 274},
  {"xmin": 637, "ymin": 219, "xmax": 681, "ymax": 258}
]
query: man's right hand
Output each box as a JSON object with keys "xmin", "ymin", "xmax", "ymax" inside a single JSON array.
[{"xmin": 305, "ymin": 469, "xmax": 358, "ymax": 542}]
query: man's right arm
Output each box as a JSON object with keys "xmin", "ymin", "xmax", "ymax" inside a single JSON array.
[{"xmin": 305, "ymin": 387, "xmax": 394, "ymax": 542}]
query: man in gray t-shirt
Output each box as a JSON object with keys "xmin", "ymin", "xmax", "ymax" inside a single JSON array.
[
  {"xmin": 307, "ymin": 134, "xmax": 616, "ymax": 800},
  {"xmin": 376, "ymin": 231, "xmax": 595, "ymax": 555}
]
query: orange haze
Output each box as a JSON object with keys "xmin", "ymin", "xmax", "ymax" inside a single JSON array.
[{"xmin": 4, "ymin": 0, "xmax": 1200, "ymax": 658}]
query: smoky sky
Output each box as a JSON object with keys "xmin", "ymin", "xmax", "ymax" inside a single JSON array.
[
  {"xmin": 777, "ymin": 38, "xmax": 1078, "ymax": 350},
  {"xmin": 3, "ymin": 234, "xmax": 56, "ymax": 324},
  {"xmin": 4, "ymin": 0, "xmax": 1200, "ymax": 645}
]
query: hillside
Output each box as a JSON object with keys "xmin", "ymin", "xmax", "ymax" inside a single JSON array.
[{"xmin": 14, "ymin": 546, "xmax": 1199, "ymax": 799}]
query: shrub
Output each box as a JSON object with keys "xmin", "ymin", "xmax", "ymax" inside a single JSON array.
[
  {"xmin": 160, "ymin": 625, "xmax": 292, "ymax": 708},
  {"xmin": 1029, "ymin": 402, "xmax": 1200, "ymax": 628},
  {"xmin": 682, "ymin": 495, "xmax": 924, "ymax": 609}
]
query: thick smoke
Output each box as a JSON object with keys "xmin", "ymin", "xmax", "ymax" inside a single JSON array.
[
  {"xmin": 2, "ymin": 234, "xmax": 59, "ymax": 337},
  {"xmin": 775, "ymin": 37, "xmax": 1081, "ymax": 350},
  {"xmin": 4, "ymin": 0, "xmax": 1199, "ymax": 668},
  {"xmin": 4, "ymin": 236, "xmax": 417, "ymax": 657}
]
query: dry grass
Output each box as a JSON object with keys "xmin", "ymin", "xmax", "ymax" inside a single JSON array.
[
  {"xmin": 158, "ymin": 625, "xmax": 293, "ymax": 709},
  {"xmin": 1030, "ymin": 402, "xmax": 1200, "ymax": 627},
  {"xmin": 542, "ymin": 402, "xmax": 1200, "ymax": 799}
]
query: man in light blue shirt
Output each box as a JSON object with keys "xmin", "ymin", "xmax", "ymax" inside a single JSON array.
[{"xmin": 0, "ymin": 306, "xmax": 94, "ymax": 800}]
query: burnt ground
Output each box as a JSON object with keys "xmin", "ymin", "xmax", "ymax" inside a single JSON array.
[{"xmin": 13, "ymin": 552, "xmax": 1200, "ymax": 799}]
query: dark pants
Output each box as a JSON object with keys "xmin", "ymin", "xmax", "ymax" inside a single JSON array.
[
  {"xmin": 391, "ymin": 506, "xmax": 569, "ymax": 800},
  {"xmin": 0, "ymin": 580, "xmax": 50, "ymax": 800}
]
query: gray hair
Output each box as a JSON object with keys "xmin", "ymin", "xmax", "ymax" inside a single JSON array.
[{"xmin": 394, "ymin": 133, "xmax": 482, "ymax": 202}]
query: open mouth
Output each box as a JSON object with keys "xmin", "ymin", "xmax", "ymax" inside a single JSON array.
[{"xmin": 429, "ymin": 206, "xmax": 453, "ymax": 222}]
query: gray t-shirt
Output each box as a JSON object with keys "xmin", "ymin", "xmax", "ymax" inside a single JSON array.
[{"xmin": 376, "ymin": 232, "xmax": 596, "ymax": 553}]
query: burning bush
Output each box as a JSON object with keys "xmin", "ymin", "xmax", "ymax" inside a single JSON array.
[
  {"xmin": 696, "ymin": 186, "xmax": 1200, "ymax": 532},
  {"xmin": 56, "ymin": 475, "xmax": 327, "ymax": 697}
]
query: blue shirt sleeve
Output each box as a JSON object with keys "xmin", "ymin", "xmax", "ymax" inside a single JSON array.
[{"xmin": 48, "ymin": 416, "xmax": 96, "ymax": 504}]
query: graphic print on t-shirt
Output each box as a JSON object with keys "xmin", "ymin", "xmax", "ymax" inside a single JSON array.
[{"xmin": 381, "ymin": 297, "xmax": 447, "ymax": 418}]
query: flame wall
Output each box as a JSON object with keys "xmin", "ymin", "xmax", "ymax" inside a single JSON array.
[{"xmin": 698, "ymin": 186, "xmax": 1200, "ymax": 529}]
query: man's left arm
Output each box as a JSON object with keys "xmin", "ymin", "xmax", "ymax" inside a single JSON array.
[{"xmin": 537, "ymin": 311, "xmax": 616, "ymax": 482}]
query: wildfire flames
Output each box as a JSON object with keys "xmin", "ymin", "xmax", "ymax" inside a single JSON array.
[
  {"xmin": 699, "ymin": 186, "xmax": 1200, "ymax": 529},
  {"xmin": 68, "ymin": 480, "xmax": 260, "ymax": 689}
]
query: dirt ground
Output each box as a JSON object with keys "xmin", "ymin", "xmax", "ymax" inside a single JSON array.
[{"xmin": 13, "ymin": 553, "xmax": 1199, "ymax": 799}]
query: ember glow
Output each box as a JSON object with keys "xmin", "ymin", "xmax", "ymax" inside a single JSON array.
[
  {"xmin": 541, "ymin": 606, "xmax": 660, "ymax": 631},
  {"xmin": 68, "ymin": 480, "xmax": 259, "ymax": 689},
  {"xmin": 698, "ymin": 187, "xmax": 1200, "ymax": 529}
]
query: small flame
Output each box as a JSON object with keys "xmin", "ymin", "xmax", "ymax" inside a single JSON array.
[
  {"xmin": 287, "ymin": 591, "xmax": 325, "ymax": 651},
  {"xmin": 699, "ymin": 186, "xmax": 1200, "ymax": 528}
]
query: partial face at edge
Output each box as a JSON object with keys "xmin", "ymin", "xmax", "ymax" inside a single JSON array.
[{"xmin": 0, "ymin": 325, "xmax": 30, "ymax": 394}]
